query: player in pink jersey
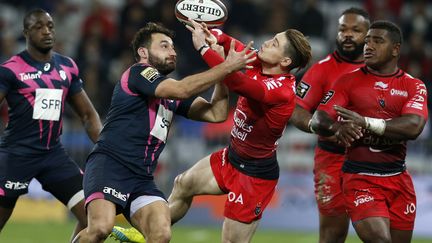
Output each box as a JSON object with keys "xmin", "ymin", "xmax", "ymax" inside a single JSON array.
[
  {"xmin": 311, "ymin": 21, "xmax": 428, "ymax": 243},
  {"xmin": 0, "ymin": 9, "xmax": 102, "ymax": 241},
  {"xmin": 290, "ymin": 8, "xmax": 370, "ymax": 243},
  {"xmin": 164, "ymin": 20, "xmax": 312, "ymax": 243}
]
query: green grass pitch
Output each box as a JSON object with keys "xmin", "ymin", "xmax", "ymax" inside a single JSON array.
[{"xmin": 1, "ymin": 221, "xmax": 431, "ymax": 242}]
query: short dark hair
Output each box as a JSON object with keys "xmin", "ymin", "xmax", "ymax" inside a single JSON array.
[
  {"xmin": 23, "ymin": 8, "xmax": 49, "ymax": 30},
  {"xmin": 284, "ymin": 29, "xmax": 312, "ymax": 71},
  {"xmin": 131, "ymin": 22, "xmax": 175, "ymax": 61},
  {"xmin": 341, "ymin": 7, "xmax": 370, "ymax": 20},
  {"xmin": 370, "ymin": 20, "xmax": 403, "ymax": 44}
]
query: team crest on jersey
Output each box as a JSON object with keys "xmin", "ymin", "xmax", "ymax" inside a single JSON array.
[
  {"xmin": 254, "ymin": 202, "xmax": 262, "ymax": 216},
  {"xmin": 140, "ymin": 67, "xmax": 160, "ymax": 83},
  {"xmin": 296, "ymin": 81, "xmax": 310, "ymax": 98},
  {"xmin": 320, "ymin": 90, "xmax": 334, "ymax": 104},
  {"xmin": 379, "ymin": 99, "xmax": 385, "ymax": 108}
]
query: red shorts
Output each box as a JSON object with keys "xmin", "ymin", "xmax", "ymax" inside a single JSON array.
[
  {"xmin": 313, "ymin": 146, "xmax": 346, "ymax": 216},
  {"xmin": 210, "ymin": 148, "xmax": 278, "ymax": 223},
  {"xmin": 342, "ymin": 171, "xmax": 416, "ymax": 230}
]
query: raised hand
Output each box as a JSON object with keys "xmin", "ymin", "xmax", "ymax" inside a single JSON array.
[
  {"xmin": 185, "ymin": 18, "xmax": 209, "ymax": 50},
  {"xmin": 224, "ymin": 40, "xmax": 256, "ymax": 73}
]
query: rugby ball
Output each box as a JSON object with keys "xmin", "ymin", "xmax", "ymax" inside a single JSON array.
[{"xmin": 175, "ymin": 0, "xmax": 228, "ymax": 27}]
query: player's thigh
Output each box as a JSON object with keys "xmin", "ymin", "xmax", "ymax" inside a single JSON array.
[
  {"xmin": 222, "ymin": 217, "xmax": 259, "ymax": 243},
  {"xmin": 176, "ymin": 154, "xmax": 221, "ymax": 195},
  {"xmin": 86, "ymin": 198, "xmax": 117, "ymax": 231},
  {"xmin": 130, "ymin": 200, "xmax": 170, "ymax": 238},
  {"xmin": 36, "ymin": 148, "xmax": 84, "ymax": 207}
]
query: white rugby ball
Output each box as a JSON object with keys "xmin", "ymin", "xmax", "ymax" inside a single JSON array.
[{"xmin": 175, "ymin": 0, "xmax": 228, "ymax": 27}]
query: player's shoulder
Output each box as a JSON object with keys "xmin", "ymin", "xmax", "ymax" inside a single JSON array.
[
  {"xmin": 130, "ymin": 63, "xmax": 164, "ymax": 83},
  {"xmin": 52, "ymin": 52, "xmax": 75, "ymax": 66}
]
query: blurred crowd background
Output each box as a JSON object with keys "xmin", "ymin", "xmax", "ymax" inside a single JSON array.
[{"xmin": 0, "ymin": 0, "xmax": 431, "ymax": 192}]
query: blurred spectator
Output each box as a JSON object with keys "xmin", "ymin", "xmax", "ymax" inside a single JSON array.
[
  {"xmin": 364, "ymin": 0, "xmax": 403, "ymax": 21},
  {"xmin": 295, "ymin": 0, "xmax": 325, "ymax": 37},
  {"xmin": 401, "ymin": 0, "xmax": 432, "ymax": 42}
]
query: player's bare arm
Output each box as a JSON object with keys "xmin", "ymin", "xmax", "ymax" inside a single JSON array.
[
  {"xmin": 289, "ymin": 104, "xmax": 313, "ymax": 133},
  {"xmin": 187, "ymin": 83, "xmax": 229, "ymax": 122},
  {"xmin": 155, "ymin": 40, "xmax": 255, "ymax": 100},
  {"xmin": 334, "ymin": 105, "xmax": 426, "ymax": 140},
  {"xmin": 186, "ymin": 44, "xmax": 231, "ymax": 122},
  {"xmin": 68, "ymin": 90, "xmax": 102, "ymax": 143},
  {"xmin": 311, "ymin": 110, "xmax": 362, "ymax": 146}
]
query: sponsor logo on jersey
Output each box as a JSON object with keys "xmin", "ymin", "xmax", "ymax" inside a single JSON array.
[
  {"xmin": 43, "ymin": 63, "xmax": 51, "ymax": 71},
  {"xmin": 254, "ymin": 202, "xmax": 262, "ymax": 216},
  {"xmin": 33, "ymin": 88, "xmax": 63, "ymax": 121},
  {"xmin": 140, "ymin": 67, "xmax": 160, "ymax": 83},
  {"xmin": 5, "ymin": 180, "xmax": 29, "ymax": 190},
  {"xmin": 320, "ymin": 90, "xmax": 334, "ymax": 104},
  {"xmin": 231, "ymin": 109, "xmax": 253, "ymax": 141},
  {"xmin": 59, "ymin": 70, "xmax": 67, "ymax": 80},
  {"xmin": 374, "ymin": 81, "xmax": 388, "ymax": 90},
  {"xmin": 390, "ymin": 89, "xmax": 408, "ymax": 97},
  {"xmin": 379, "ymin": 99, "xmax": 385, "ymax": 108},
  {"xmin": 150, "ymin": 104, "xmax": 174, "ymax": 143},
  {"xmin": 296, "ymin": 81, "xmax": 310, "ymax": 98},
  {"xmin": 103, "ymin": 186, "xmax": 128, "ymax": 202},
  {"xmin": 354, "ymin": 194, "xmax": 374, "ymax": 207},
  {"xmin": 19, "ymin": 71, "xmax": 42, "ymax": 81}
]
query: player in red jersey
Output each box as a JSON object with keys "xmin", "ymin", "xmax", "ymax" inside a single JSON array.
[
  {"xmin": 311, "ymin": 21, "xmax": 428, "ymax": 243},
  {"xmin": 165, "ymin": 20, "xmax": 312, "ymax": 242},
  {"xmin": 290, "ymin": 8, "xmax": 370, "ymax": 243}
]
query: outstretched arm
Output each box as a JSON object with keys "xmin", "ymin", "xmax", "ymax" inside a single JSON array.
[
  {"xmin": 68, "ymin": 90, "xmax": 102, "ymax": 143},
  {"xmin": 154, "ymin": 20, "xmax": 255, "ymax": 100}
]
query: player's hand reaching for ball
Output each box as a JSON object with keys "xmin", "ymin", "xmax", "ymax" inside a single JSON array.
[
  {"xmin": 186, "ymin": 18, "xmax": 210, "ymax": 51},
  {"xmin": 223, "ymin": 40, "xmax": 256, "ymax": 73}
]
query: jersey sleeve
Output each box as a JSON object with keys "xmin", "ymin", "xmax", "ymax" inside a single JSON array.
[
  {"xmin": 67, "ymin": 57, "xmax": 84, "ymax": 96},
  {"xmin": 175, "ymin": 96, "xmax": 197, "ymax": 117},
  {"xmin": 210, "ymin": 29, "xmax": 260, "ymax": 68},
  {"xmin": 296, "ymin": 62, "xmax": 327, "ymax": 112},
  {"xmin": 202, "ymin": 49, "xmax": 288, "ymax": 104},
  {"xmin": 316, "ymin": 74, "xmax": 351, "ymax": 119},
  {"xmin": 0, "ymin": 66, "xmax": 15, "ymax": 94},
  {"xmin": 129, "ymin": 66, "xmax": 168, "ymax": 97},
  {"xmin": 402, "ymin": 78, "xmax": 428, "ymax": 119}
]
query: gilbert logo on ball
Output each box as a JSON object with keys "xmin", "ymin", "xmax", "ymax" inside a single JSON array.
[{"xmin": 175, "ymin": 0, "xmax": 228, "ymax": 27}]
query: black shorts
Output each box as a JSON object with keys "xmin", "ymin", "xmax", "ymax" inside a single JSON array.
[
  {"xmin": 0, "ymin": 147, "xmax": 83, "ymax": 207},
  {"xmin": 83, "ymin": 153, "xmax": 165, "ymax": 220}
]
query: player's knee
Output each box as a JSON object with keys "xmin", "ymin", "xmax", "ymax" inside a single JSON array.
[
  {"xmin": 361, "ymin": 229, "xmax": 391, "ymax": 243},
  {"xmin": 147, "ymin": 225, "xmax": 171, "ymax": 243},
  {"xmin": 89, "ymin": 221, "xmax": 115, "ymax": 240}
]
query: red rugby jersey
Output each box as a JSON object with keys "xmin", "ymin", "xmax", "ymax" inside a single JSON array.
[
  {"xmin": 204, "ymin": 30, "xmax": 297, "ymax": 159},
  {"xmin": 296, "ymin": 51, "xmax": 364, "ymax": 154},
  {"xmin": 317, "ymin": 67, "xmax": 428, "ymax": 164}
]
